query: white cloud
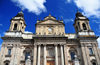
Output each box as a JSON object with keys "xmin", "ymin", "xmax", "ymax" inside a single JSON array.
[
  {"xmin": 11, "ymin": 0, "xmax": 47, "ymax": 15},
  {"xmin": 0, "ymin": 24, "xmax": 2, "ymax": 26},
  {"xmin": 97, "ymin": 37, "xmax": 100, "ymax": 48},
  {"xmin": 24, "ymin": 31, "xmax": 32, "ymax": 33},
  {"xmin": 64, "ymin": 18, "xmax": 74, "ymax": 23},
  {"xmin": 92, "ymin": 20, "xmax": 100, "ymax": 24},
  {"xmin": 98, "ymin": 25, "xmax": 100, "ymax": 32},
  {"xmin": 67, "ymin": 0, "xmax": 72, "ymax": 3},
  {"xmin": 66, "ymin": 0, "xmax": 100, "ymax": 17},
  {"xmin": 0, "ymin": 44, "xmax": 1, "ymax": 48}
]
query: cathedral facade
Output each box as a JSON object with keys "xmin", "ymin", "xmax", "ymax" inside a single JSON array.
[{"xmin": 0, "ymin": 11, "xmax": 100, "ymax": 65}]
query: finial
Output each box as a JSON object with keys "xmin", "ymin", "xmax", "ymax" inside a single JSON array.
[
  {"xmin": 49, "ymin": 12, "xmax": 51, "ymax": 16},
  {"xmin": 19, "ymin": 7, "xmax": 24, "ymax": 14},
  {"xmin": 49, "ymin": 13, "xmax": 51, "ymax": 17},
  {"xmin": 21, "ymin": 7, "xmax": 24, "ymax": 11}
]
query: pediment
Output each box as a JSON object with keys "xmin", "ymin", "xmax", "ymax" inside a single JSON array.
[{"xmin": 37, "ymin": 20, "xmax": 64, "ymax": 25}]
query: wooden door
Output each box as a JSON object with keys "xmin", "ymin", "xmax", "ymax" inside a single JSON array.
[{"xmin": 47, "ymin": 61, "xmax": 55, "ymax": 65}]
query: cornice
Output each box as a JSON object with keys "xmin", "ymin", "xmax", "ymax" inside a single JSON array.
[
  {"xmin": 77, "ymin": 36, "xmax": 98, "ymax": 40},
  {"xmin": 1, "ymin": 36, "xmax": 23, "ymax": 40}
]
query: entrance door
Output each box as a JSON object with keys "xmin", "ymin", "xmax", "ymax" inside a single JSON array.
[{"xmin": 47, "ymin": 61, "xmax": 55, "ymax": 65}]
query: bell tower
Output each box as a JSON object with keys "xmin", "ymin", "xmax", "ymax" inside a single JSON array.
[
  {"xmin": 9, "ymin": 11, "xmax": 26, "ymax": 33},
  {"xmin": 74, "ymin": 11, "xmax": 95, "ymax": 37}
]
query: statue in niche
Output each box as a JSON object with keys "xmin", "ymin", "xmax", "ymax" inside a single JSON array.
[
  {"xmin": 74, "ymin": 55, "xmax": 80, "ymax": 65},
  {"xmin": 25, "ymin": 56, "xmax": 31, "ymax": 65}
]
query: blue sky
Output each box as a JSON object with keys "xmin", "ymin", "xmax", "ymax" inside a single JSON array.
[{"xmin": 0, "ymin": 0, "xmax": 100, "ymax": 49}]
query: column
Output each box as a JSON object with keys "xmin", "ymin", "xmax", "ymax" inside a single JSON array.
[
  {"xmin": 64, "ymin": 45, "xmax": 69, "ymax": 65},
  {"xmin": 44, "ymin": 45, "xmax": 47, "ymax": 65},
  {"xmin": 33, "ymin": 45, "xmax": 37, "ymax": 65},
  {"xmin": 60, "ymin": 45, "xmax": 64, "ymax": 65},
  {"xmin": 37, "ymin": 45, "xmax": 41, "ymax": 65},
  {"xmin": 55, "ymin": 45, "xmax": 58, "ymax": 65}
]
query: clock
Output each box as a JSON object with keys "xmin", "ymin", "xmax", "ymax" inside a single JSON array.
[{"xmin": 48, "ymin": 27, "xmax": 53, "ymax": 34}]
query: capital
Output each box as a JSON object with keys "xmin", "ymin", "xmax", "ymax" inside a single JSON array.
[
  {"xmin": 43, "ymin": 44, "xmax": 47, "ymax": 46},
  {"xmin": 54, "ymin": 44, "xmax": 58, "ymax": 46}
]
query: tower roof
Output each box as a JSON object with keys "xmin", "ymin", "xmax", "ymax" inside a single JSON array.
[
  {"xmin": 76, "ymin": 11, "xmax": 84, "ymax": 17},
  {"xmin": 15, "ymin": 11, "xmax": 24, "ymax": 18},
  {"xmin": 75, "ymin": 11, "xmax": 89, "ymax": 21},
  {"xmin": 10, "ymin": 10, "xmax": 26, "ymax": 25},
  {"xmin": 11, "ymin": 10, "xmax": 25, "ymax": 21}
]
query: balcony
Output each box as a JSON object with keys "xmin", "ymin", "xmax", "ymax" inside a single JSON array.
[
  {"xmin": 89, "ymin": 54, "xmax": 95, "ymax": 56},
  {"xmin": 5, "ymin": 55, "xmax": 11, "ymax": 57},
  {"xmin": 4, "ymin": 55, "xmax": 11, "ymax": 61}
]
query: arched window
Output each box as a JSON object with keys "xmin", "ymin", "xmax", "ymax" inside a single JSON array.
[
  {"xmin": 89, "ymin": 48, "xmax": 93, "ymax": 55},
  {"xmin": 25, "ymin": 52, "xmax": 30, "ymax": 60},
  {"xmin": 76, "ymin": 26, "xmax": 78, "ymax": 32},
  {"xmin": 82, "ymin": 23, "xmax": 87, "ymax": 30},
  {"xmin": 13, "ymin": 24, "xmax": 17, "ymax": 30},
  {"xmin": 78, "ymin": 22, "xmax": 80, "ymax": 30},
  {"xmin": 70, "ymin": 51, "xmax": 75, "ymax": 60},
  {"xmin": 5, "ymin": 63, "xmax": 9, "ymax": 65},
  {"xmin": 4, "ymin": 60, "xmax": 10, "ymax": 65},
  {"xmin": 23, "ymin": 48, "xmax": 32, "ymax": 61},
  {"xmin": 92, "ymin": 62, "xmax": 96, "ymax": 65},
  {"xmin": 8, "ymin": 49, "xmax": 11, "ymax": 55},
  {"xmin": 91, "ymin": 60, "xmax": 96, "ymax": 65},
  {"xmin": 69, "ymin": 48, "xmax": 77, "ymax": 60}
]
